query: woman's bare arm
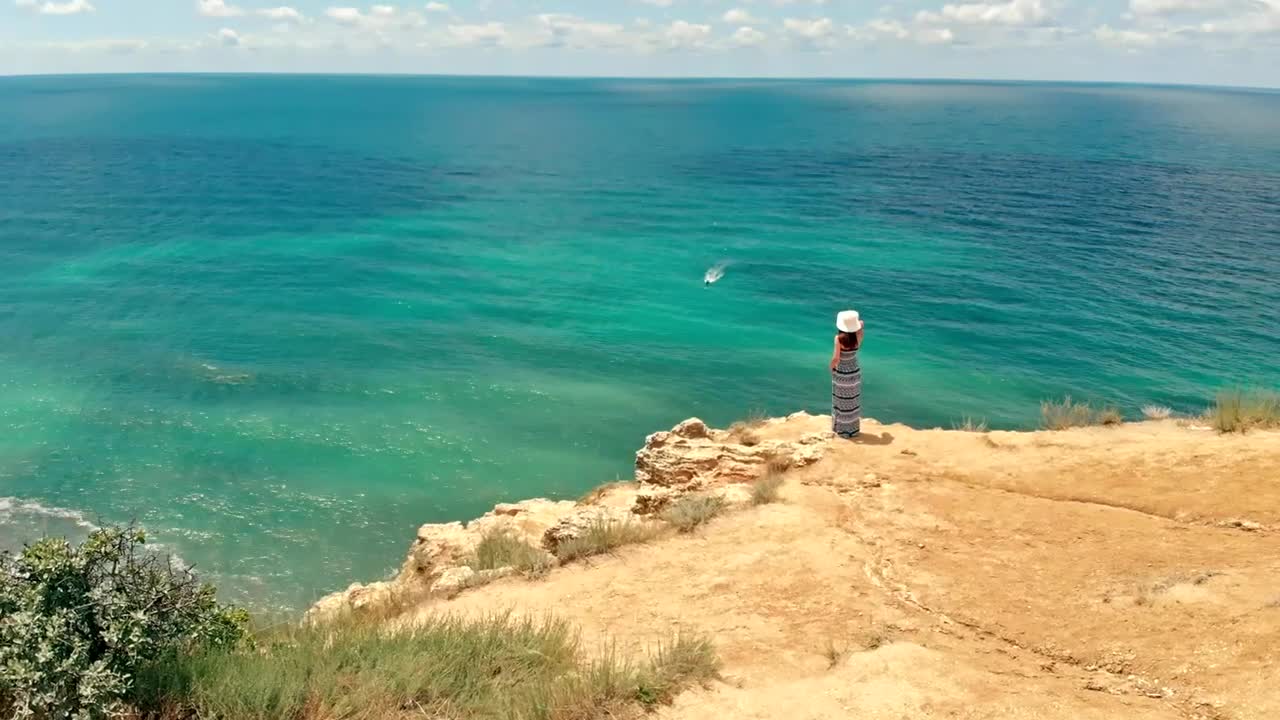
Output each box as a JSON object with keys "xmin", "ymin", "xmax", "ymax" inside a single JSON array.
[{"xmin": 830, "ymin": 335, "xmax": 840, "ymax": 369}]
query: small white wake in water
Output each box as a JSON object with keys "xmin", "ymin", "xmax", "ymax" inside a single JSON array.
[
  {"xmin": 0, "ymin": 496, "xmax": 190, "ymax": 569},
  {"xmin": 704, "ymin": 262, "xmax": 728, "ymax": 286}
]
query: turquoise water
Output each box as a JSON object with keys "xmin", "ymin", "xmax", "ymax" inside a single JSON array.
[{"xmin": 1, "ymin": 76, "xmax": 1277, "ymax": 610}]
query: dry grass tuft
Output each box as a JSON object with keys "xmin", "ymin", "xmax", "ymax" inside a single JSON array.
[
  {"xmin": 952, "ymin": 416, "xmax": 989, "ymax": 432},
  {"xmin": 661, "ymin": 494, "xmax": 727, "ymax": 533},
  {"xmin": 822, "ymin": 638, "xmax": 847, "ymax": 669},
  {"xmin": 751, "ymin": 472, "xmax": 785, "ymax": 505},
  {"xmin": 1142, "ymin": 405, "xmax": 1173, "ymax": 420},
  {"xmin": 727, "ymin": 410, "xmax": 768, "ymax": 447},
  {"xmin": 857, "ymin": 626, "xmax": 893, "ymax": 652},
  {"xmin": 578, "ymin": 480, "xmax": 637, "ymax": 506},
  {"xmin": 1098, "ymin": 407, "xmax": 1125, "ymax": 426},
  {"xmin": 1040, "ymin": 396, "xmax": 1099, "ymax": 430},
  {"xmin": 466, "ymin": 528, "xmax": 555, "ymax": 579},
  {"xmin": 1205, "ymin": 389, "xmax": 1280, "ymax": 433},
  {"xmin": 134, "ymin": 615, "xmax": 718, "ymax": 720},
  {"xmin": 554, "ymin": 519, "xmax": 665, "ymax": 565},
  {"xmin": 633, "ymin": 635, "xmax": 721, "ymax": 708}
]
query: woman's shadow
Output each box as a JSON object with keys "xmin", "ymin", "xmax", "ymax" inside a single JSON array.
[{"xmin": 843, "ymin": 432, "xmax": 894, "ymax": 446}]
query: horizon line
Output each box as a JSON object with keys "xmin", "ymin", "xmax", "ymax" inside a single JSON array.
[{"xmin": 1, "ymin": 70, "xmax": 1276, "ymax": 94}]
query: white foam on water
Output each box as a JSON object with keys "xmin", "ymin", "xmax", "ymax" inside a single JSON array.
[
  {"xmin": 0, "ymin": 496, "xmax": 191, "ymax": 569},
  {"xmin": 0, "ymin": 496, "xmax": 100, "ymax": 532},
  {"xmin": 704, "ymin": 261, "xmax": 729, "ymax": 285}
]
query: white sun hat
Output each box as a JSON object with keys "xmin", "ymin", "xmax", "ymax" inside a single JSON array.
[{"xmin": 836, "ymin": 310, "xmax": 863, "ymax": 333}]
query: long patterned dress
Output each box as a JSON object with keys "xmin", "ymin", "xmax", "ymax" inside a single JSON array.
[{"xmin": 831, "ymin": 345, "xmax": 862, "ymax": 438}]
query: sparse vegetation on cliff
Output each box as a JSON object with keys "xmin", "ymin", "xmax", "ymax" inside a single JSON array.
[
  {"xmin": 466, "ymin": 529, "xmax": 555, "ymax": 579},
  {"xmin": 2, "ymin": 526, "xmax": 718, "ymax": 720},
  {"xmin": 1040, "ymin": 396, "xmax": 1124, "ymax": 430},
  {"xmin": 554, "ymin": 519, "xmax": 664, "ymax": 565},
  {"xmin": 1206, "ymin": 388, "xmax": 1280, "ymax": 433},
  {"xmin": 751, "ymin": 472, "xmax": 785, "ymax": 505},
  {"xmin": 727, "ymin": 410, "xmax": 768, "ymax": 447},
  {"xmin": 137, "ymin": 615, "xmax": 718, "ymax": 720},
  {"xmin": 952, "ymin": 416, "xmax": 989, "ymax": 432},
  {"xmin": 661, "ymin": 495, "xmax": 727, "ymax": 533}
]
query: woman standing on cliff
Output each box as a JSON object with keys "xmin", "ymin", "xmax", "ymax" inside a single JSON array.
[{"xmin": 830, "ymin": 310, "xmax": 864, "ymax": 439}]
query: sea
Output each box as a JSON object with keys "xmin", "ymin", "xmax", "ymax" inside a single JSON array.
[{"xmin": 1, "ymin": 75, "xmax": 1277, "ymax": 611}]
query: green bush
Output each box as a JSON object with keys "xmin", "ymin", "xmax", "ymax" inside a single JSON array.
[{"xmin": 0, "ymin": 525, "xmax": 247, "ymax": 720}]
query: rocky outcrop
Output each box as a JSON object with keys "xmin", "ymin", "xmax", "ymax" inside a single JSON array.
[
  {"xmin": 542, "ymin": 504, "xmax": 640, "ymax": 553},
  {"xmin": 633, "ymin": 415, "xmax": 827, "ymax": 512},
  {"xmin": 306, "ymin": 499, "xmax": 575, "ymax": 623},
  {"xmin": 306, "ymin": 414, "xmax": 829, "ymax": 622}
]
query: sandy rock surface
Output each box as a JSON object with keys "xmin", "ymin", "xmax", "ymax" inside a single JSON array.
[{"xmin": 400, "ymin": 414, "xmax": 1280, "ymax": 720}]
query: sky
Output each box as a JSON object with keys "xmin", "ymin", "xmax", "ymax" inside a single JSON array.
[{"xmin": 1, "ymin": 0, "xmax": 1278, "ymax": 86}]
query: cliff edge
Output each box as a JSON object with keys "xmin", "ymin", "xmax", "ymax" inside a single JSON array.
[{"xmin": 313, "ymin": 413, "xmax": 1280, "ymax": 720}]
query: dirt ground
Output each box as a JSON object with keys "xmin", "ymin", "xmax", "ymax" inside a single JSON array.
[{"xmin": 417, "ymin": 416, "xmax": 1280, "ymax": 720}]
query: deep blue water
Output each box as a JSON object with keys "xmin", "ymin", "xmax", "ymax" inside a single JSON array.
[{"xmin": 1, "ymin": 75, "xmax": 1277, "ymax": 610}]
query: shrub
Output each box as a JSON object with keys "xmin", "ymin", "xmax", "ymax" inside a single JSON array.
[
  {"xmin": 554, "ymin": 519, "xmax": 664, "ymax": 565},
  {"xmin": 137, "ymin": 615, "xmax": 718, "ymax": 720},
  {"xmin": 1142, "ymin": 405, "xmax": 1173, "ymax": 420},
  {"xmin": 0, "ymin": 525, "xmax": 247, "ymax": 720},
  {"xmin": 1040, "ymin": 396, "xmax": 1099, "ymax": 430},
  {"xmin": 577, "ymin": 480, "xmax": 636, "ymax": 506},
  {"xmin": 727, "ymin": 423, "xmax": 761, "ymax": 447},
  {"xmin": 764, "ymin": 453, "xmax": 793, "ymax": 473},
  {"xmin": 1206, "ymin": 389, "xmax": 1280, "ymax": 433},
  {"xmin": 661, "ymin": 495, "xmax": 727, "ymax": 533},
  {"xmin": 951, "ymin": 416, "xmax": 989, "ymax": 432},
  {"xmin": 751, "ymin": 472, "xmax": 785, "ymax": 505},
  {"xmin": 466, "ymin": 529, "xmax": 555, "ymax": 578},
  {"xmin": 1098, "ymin": 407, "xmax": 1125, "ymax": 426},
  {"xmin": 727, "ymin": 410, "xmax": 767, "ymax": 447}
]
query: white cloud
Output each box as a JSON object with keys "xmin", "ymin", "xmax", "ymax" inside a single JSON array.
[
  {"xmin": 217, "ymin": 27, "xmax": 242, "ymax": 46},
  {"xmin": 39, "ymin": 36, "xmax": 147, "ymax": 52},
  {"xmin": 1094, "ymin": 23, "xmax": 1159, "ymax": 46},
  {"xmin": 663, "ymin": 19, "xmax": 712, "ymax": 49},
  {"xmin": 534, "ymin": 14, "xmax": 628, "ymax": 49},
  {"xmin": 852, "ymin": 18, "xmax": 957, "ymax": 44},
  {"xmin": 370, "ymin": 4, "xmax": 396, "ymax": 16},
  {"xmin": 1129, "ymin": 0, "xmax": 1239, "ymax": 15},
  {"xmin": 1124, "ymin": 0, "xmax": 1280, "ymax": 35},
  {"xmin": 325, "ymin": 7, "xmax": 363, "ymax": 24},
  {"xmin": 257, "ymin": 6, "xmax": 303, "ymax": 21},
  {"xmin": 783, "ymin": 17, "xmax": 836, "ymax": 47},
  {"xmin": 863, "ymin": 18, "xmax": 910, "ymax": 39},
  {"xmin": 1196, "ymin": 2, "xmax": 1280, "ymax": 34},
  {"xmin": 447, "ymin": 21, "xmax": 507, "ymax": 46},
  {"xmin": 917, "ymin": 26, "xmax": 956, "ymax": 43},
  {"xmin": 916, "ymin": 0, "xmax": 1051, "ymax": 26},
  {"xmin": 639, "ymin": 0, "xmax": 675, "ymax": 7},
  {"xmin": 15, "ymin": 0, "xmax": 96, "ymax": 15},
  {"xmin": 730, "ymin": 25, "xmax": 767, "ymax": 46},
  {"xmin": 197, "ymin": 0, "xmax": 244, "ymax": 18},
  {"xmin": 722, "ymin": 8, "xmax": 762, "ymax": 24},
  {"xmin": 425, "ymin": 1, "xmax": 449, "ymax": 11}
]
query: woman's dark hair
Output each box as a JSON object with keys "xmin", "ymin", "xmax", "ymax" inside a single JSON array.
[{"xmin": 838, "ymin": 331, "xmax": 861, "ymax": 351}]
